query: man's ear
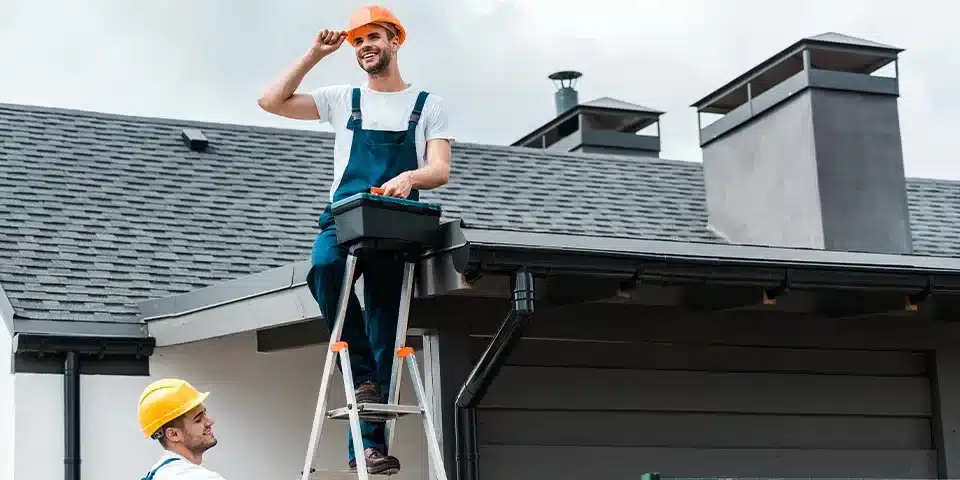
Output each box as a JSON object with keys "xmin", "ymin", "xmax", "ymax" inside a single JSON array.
[{"xmin": 164, "ymin": 425, "xmax": 181, "ymax": 443}]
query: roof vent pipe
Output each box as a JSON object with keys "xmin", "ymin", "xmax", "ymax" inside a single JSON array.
[{"xmin": 549, "ymin": 70, "xmax": 582, "ymax": 115}]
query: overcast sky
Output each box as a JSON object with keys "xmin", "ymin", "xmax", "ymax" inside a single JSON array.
[{"xmin": 3, "ymin": 0, "xmax": 958, "ymax": 180}]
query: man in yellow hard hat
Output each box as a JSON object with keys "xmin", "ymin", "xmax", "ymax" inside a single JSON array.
[
  {"xmin": 138, "ymin": 378, "xmax": 225, "ymax": 479},
  {"xmin": 257, "ymin": 4, "xmax": 454, "ymax": 475}
]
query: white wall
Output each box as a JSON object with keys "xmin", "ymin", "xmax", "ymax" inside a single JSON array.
[
  {"xmin": 12, "ymin": 331, "xmax": 434, "ymax": 480},
  {"xmin": 0, "ymin": 313, "xmax": 14, "ymax": 480}
]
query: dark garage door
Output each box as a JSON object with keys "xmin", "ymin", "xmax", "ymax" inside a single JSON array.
[{"xmin": 473, "ymin": 337, "xmax": 936, "ymax": 480}]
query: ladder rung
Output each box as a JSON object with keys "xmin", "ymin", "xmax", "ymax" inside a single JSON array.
[
  {"xmin": 306, "ymin": 469, "xmax": 397, "ymax": 478},
  {"xmin": 326, "ymin": 403, "xmax": 422, "ymax": 422}
]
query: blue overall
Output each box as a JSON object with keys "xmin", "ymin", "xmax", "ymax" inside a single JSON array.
[
  {"xmin": 306, "ymin": 87, "xmax": 430, "ymax": 463},
  {"xmin": 141, "ymin": 458, "xmax": 179, "ymax": 480}
]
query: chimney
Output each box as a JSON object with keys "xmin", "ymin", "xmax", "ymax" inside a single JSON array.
[
  {"xmin": 551, "ymin": 70, "xmax": 581, "ymax": 115},
  {"xmin": 513, "ymin": 71, "xmax": 665, "ymax": 158},
  {"xmin": 692, "ymin": 33, "xmax": 911, "ymax": 254}
]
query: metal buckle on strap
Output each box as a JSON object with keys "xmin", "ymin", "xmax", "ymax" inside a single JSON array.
[{"xmin": 408, "ymin": 112, "xmax": 420, "ymax": 123}]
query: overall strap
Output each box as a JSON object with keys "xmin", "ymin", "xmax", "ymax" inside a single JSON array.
[
  {"xmin": 408, "ymin": 91, "xmax": 430, "ymax": 129},
  {"xmin": 141, "ymin": 458, "xmax": 179, "ymax": 480},
  {"xmin": 348, "ymin": 87, "xmax": 362, "ymax": 130}
]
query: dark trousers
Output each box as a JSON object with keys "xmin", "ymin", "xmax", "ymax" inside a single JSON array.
[{"xmin": 308, "ymin": 224, "xmax": 405, "ymax": 462}]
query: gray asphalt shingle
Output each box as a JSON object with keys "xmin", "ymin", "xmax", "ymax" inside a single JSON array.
[{"xmin": 1, "ymin": 102, "xmax": 958, "ymax": 327}]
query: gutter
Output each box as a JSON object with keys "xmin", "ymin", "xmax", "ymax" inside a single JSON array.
[
  {"xmin": 461, "ymin": 241, "xmax": 960, "ymax": 298},
  {"xmin": 454, "ymin": 268, "xmax": 535, "ymax": 480},
  {"xmin": 461, "ymin": 227, "xmax": 960, "ymax": 275}
]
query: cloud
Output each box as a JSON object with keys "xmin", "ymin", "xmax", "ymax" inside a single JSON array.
[{"xmin": 1, "ymin": 0, "xmax": 958, "ymax": 179}]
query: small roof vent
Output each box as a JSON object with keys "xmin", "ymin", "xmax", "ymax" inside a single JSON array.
[{"xmin": 181, "ymin": 127, "xmax": 209, "ymax": 152}]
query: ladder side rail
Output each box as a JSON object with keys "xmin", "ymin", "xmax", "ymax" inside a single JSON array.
[
  {"xmin": 385, "ymin": 260, "xmax": 417, "ymax": 452},
  {"xmin": 403, "ymin": 349, "xmax": 449, "ymax": 480},
  {"xmin": 338, "ymin": 342, "xmax": 370, "ymax": 480},
  {"xmin": 336, "ymin": 342, "xmax": 369, "ymax": 480},
  {"xmin": 300, "ymin": 254, "xmax": 360, "ymax": 480}
]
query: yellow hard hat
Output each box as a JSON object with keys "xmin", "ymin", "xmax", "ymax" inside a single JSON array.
[{"xmin": 138, "ymin": 378, "xmax": 210, "ymax": 438}]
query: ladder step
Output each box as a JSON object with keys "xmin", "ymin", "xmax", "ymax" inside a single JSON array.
[
  {"xmin": 305, "ymin": 469, "xmax": 397, "ymax": 478},
  {"xmin": 326, "ymin": 403, "xmax": 423, "ymax": 422}
]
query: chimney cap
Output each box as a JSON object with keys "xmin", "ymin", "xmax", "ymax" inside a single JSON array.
[
  {"xmin": 548, "ymin": 70, "xmax": 583, "ymax": 82},
  {"xmin": 691, "ymin": 32, "xmax": 903, "ymax": 113}
]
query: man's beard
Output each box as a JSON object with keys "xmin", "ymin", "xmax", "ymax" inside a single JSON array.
[
  {"xmin": 187, "ymin": 432, "xmax": 217, "ymax": 454},
  {"xmin": 359, "ymin": 49, "xmax": 392, "ymax": 76}
]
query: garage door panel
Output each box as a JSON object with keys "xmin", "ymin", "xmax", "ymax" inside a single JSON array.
[
  {"xmin": 471, "ymin": 337, "xmax": 928, "ymax": 376},
  {"xmin": 480, "ymin": 366, "xmax": 931, "ymax": 416},
  {"xmin": 478, "ymin": 410, "xmax": 933, "ymax": 450}
]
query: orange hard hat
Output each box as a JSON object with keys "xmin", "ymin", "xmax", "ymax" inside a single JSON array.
[
  {"xmin": 137, "ymin": 378, "xmax": 210, "ymax": 438},
  {"xmin": 346, "ymin": 5, "xmax": 406, "ymax": 46}
]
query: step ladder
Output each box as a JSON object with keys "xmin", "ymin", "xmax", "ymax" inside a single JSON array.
[{"xmin": 299, "ymin": 189, "xmax": 448, "ymax": 480}]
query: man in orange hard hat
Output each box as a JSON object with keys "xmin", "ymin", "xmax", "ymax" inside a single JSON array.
[
  {"xmin": 257, "ymin": 4, "xmax": 453, "ymax": 475},
  {"xmin": 137, "ymin": 378, "xmax": 225, "ymax": 479}
]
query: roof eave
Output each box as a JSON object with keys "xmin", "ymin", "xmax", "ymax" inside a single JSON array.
[
  {"xmin": 0, "ymin": 277, "xmax": 150, "ymax": 340},
  {"xmin": 465, "ymin": 231, "xmax": 960, "ymax": 291},
  {"xmin": 0, "ymin": 281, "xmax": 14, "ymax": 335},
  {"xmin": 464, "ymin": 228, "xmax": 960, "ymax": 277},
  {"xmin": 139, "ymin": 218, "xmax": 475, "ymax": 346},
  {"xmin": 1, "ymin": 278, "xmax": 154, "ymax": 352},
  {"xmin": 140, "ymin": 224, "xmax": 960, "ymax": 347},
  {"xmin": 12, "ymin": 318, "xmax": 148, "ymax": 338}
]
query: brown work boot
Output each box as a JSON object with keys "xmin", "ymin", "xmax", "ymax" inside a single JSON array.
[
  {"xmin": 354, "ymin": 381, "xmax": 383, "ymax": 404},
  {"xmin": 348, "ymin": 448, "xmax": 401, "ymax": 475}
]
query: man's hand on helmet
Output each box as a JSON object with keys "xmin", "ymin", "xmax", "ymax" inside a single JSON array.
[{"xmin": 311, "ymin": 29, "xmax": 346, "ymax": 58}]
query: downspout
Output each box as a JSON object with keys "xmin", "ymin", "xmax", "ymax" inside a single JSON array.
[
  {"xmin": 454, "ymin": 268, "xmax": 535, "ymax": 480},
  {"xmin": 64, "ymin": 351, "xmax": 80, "ymax": 480}
]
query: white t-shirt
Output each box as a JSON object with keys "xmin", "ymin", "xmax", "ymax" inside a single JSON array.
[
  {"xmin": 143, "ymin": 452, "xmax": 226, "ymax": 479},
  {"xmin": 310, "ymin": 83, "xmax": 455, "ymax": 202}
]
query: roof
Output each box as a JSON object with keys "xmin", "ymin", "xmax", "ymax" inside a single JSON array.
[
  {"xmin": 805, "ymin": 32, "xmax": 903, "ymax": 52},
  {"xmin": 2, "ymin": 102, "xmax": 960, "ymax": 334},
  {"xmin": 580, "ymin": 97, "xmax": 664, "ymax": 115}
]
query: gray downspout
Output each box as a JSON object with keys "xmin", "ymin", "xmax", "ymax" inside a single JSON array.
[
  {"xmin": 64, "ymin": 351, "xmax": 80, "ymax": 480},
  {"xmin": 454, "ymin": 269, "xmax": 535, "ymax": 480}
]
